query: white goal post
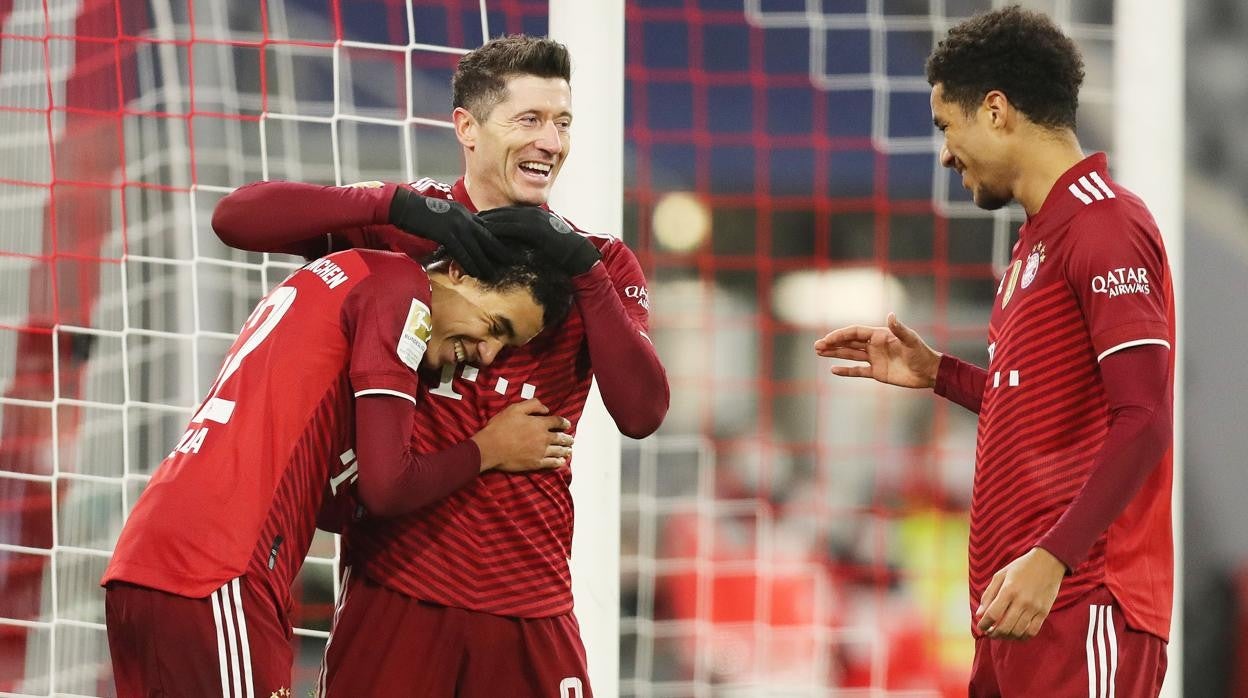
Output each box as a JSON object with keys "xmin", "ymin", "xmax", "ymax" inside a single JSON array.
[
  {"xmin": 550, "ymin": 0, "xmax": 626, "ymax": 694},
  {"xmin": 1115, "ymin": 1, "xmax": 1184, "ymax": 696}
]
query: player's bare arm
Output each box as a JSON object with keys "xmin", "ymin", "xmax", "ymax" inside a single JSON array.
[
  {"xmin": 975, "ymin": 546, "xmax": 1065, "ymax": 640},
  {"xmin": 814, "ymin": 312, "xmax": 941, "ymax": 389},
  {"xmin": 472, "ymin": 398, "xmax": 574, "ymax": 472}
]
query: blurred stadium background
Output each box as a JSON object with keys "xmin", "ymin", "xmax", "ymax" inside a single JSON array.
[{"xmin": 0, "ymin": 0, "xmax": 1242, "ymax": 696}]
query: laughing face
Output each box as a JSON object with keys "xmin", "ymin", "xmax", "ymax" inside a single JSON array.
[
  {"xmin": 455, "ymin": 74, "xmax": 572, "ymax": 210},
  {"xmin": 931, "ymin": 83, "xmax": 1015, "ymax": 211},
  {"xmin": 423, "ymin": 263, "xmax": 546, "ymax": 370}
]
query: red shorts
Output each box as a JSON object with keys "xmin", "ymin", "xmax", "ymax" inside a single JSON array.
[
  {"xmin": 318, "ymin": 567, "xmax": 591, "ymax": 697},
  {"xmin": 105, "ymin": 577, "xmax": 292, "ymax": 697},
  {"xmin": 969, "ymin": 586, "xmax": 1167, "ymax": 697}
]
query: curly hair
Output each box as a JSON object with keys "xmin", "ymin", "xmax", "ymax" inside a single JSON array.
[
  {"xmin": 925, "ymin": 6, "xmax": 1085, "ymax": 130},
  {"xmin": 452, "ymin": 35, "xmax": 572, "ymax": 120},
  {"xmin": 427, "ymin": 240, "xmax": 574, "ymax": 330}
]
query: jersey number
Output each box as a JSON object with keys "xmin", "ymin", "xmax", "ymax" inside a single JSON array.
[
  {"xmin": 171, "ymin": 286, "xmax": 298, "ymax": 455},
  {"xmin": 559, "ymin": 677, "xmax": 584, "ymax": 698}
]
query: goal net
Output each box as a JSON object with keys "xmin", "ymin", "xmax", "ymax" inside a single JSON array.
[
  {"xmin": 619, "ymin": 2, "xmax": 1157, "ymax": 697},
  {"xmin": 0, "ymin": 0, "xmax": 1179, "ymax": 696},
  {"xmin": 0, "ymin": 0, "xmax": 550, "ymax": 694}
]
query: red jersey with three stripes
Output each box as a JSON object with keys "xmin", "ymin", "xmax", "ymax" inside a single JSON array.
[
  {"xmin": 345, "ymin": 178, "xmax": 652, "ymax": 618},
  {"xmin": 969, "ymin": 153, "xmax": 1175, "ymax": 640},
  {"xmin": 103, "ymin": 250, "xmax": 430, "ymax": 615}
]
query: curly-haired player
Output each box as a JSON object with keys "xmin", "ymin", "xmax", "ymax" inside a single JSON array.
[
  {"xmin": 212, "ymin": 35, "xmax": 669, "ymax": 697},
  {"xmin": 817, "ymin": 7, "xmax": 1174, "ymax": 696},
  {"xmin": 103, "ymin": 226, "xmax": 576, "ymax": 697}
]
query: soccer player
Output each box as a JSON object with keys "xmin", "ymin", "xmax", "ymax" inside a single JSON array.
[
  {"xmin": 211, "ymin": 36, "xmax": 669, "ymax": 696},
  {"xmin": 814, "ymin": 8, "xmax": 1174, "ymax": 697},
  {"xmin": 101, "ymin": 220, "xmax": 577, "ymax": 697}
]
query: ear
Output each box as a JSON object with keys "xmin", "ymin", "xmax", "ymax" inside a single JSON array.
[
  {"xmin": 445, "ymin": 259, "xmax": 469, "ymax": 284},
  {"xmin": 983, "ymin": 90, "xmax": 1010, "ymax": 129},
  {"xmin": 453, "ymin": 106, "xmax": 477, "ymax": 149}
]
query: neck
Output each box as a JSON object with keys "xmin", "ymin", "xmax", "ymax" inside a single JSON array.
[
  {"xmin": 1013, "ymin": 127, "xmax": 1086, "ymax": 216},
  {"xmin": 461, "ymin": 173, "xmax": 512, "ymax": 212}
]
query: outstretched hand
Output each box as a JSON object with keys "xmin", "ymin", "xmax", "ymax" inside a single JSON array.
[
  {"xmin": 388, "ymin": 186, "xmax": 513, "ymax": 279},
  {"xmin": 471, "ymin": 399, "xmax": 573, "ymax": 473},
  {"xmin": 813, "ymin": 313, "xmax": 941, "ymax": 389}
]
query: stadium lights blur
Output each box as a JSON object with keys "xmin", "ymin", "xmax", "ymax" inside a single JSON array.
[
  {"xmin": 772, "ymin": 268, "xmax": 907, "ymax": 328},
  {"xmin": 652, "ymin": 191, "xmax": 711, "ymax": 252}
]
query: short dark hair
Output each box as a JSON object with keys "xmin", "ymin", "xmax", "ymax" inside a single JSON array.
[
  {"xmin": 428, "ymin": 240, "xmax": 574, "ymax": 330},
  {"xmin": 925, "ymin": 6, "xmax": 1085, "ymax": 130},
  {"xmin": 452, "ymin": 35, "xmax": 572, "ymax": 120}
]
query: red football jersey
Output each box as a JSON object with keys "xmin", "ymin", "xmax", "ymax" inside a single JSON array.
[
  {"xmin": 345, "ymin": 178, "xmax": 653, "ymax": 618},
  {"xmin": 969, "ymin": 153, "xmax": 1175, "ymax": 640},
  {"xmin": 103, "ymin": 250, "xmax": 432, "ymax": 611}
]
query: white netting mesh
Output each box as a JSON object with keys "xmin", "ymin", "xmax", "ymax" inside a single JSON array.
[
  {"xmin": 0, "ymin": 1, "xmax": 543, "ymax": 694},
  {"xmin": 618, "ymin": 2, "xmax": 1118, "ymax": 696},
  {"xmin": 1, "ymin": 1, "xmax": 1133, "ymax": 696}
]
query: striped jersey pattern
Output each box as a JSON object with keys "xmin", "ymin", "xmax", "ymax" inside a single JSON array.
[
  {"xmin": 972, "ymin": 279, "xmax": 1111, "ymax": 610},
  {"xmin": 345, "ymin": 178, "xmax": 651, "ymax": 618},
  {"xmin": 968, "ymin": 153, "xmax": 1174, "ymax": 640},
  {"xmin": 103, "ymin": 250, "xmax": 428, "ymax": 613}
]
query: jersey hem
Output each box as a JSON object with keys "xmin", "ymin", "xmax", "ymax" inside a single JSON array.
[
  {"xmin": 1091, "ymin": 320, "xmax": 1171, "ymax": 359},
  {"xmin": 1101, "ymin": 580, "xmax": 1171, "ymax": 643},
  {"xmin": 354, "ymin": 388, "xmax": 418, "ymax": 405},
  {"xmin": 101, "ymin": 560, "xmax": 242, "ymax": 599},
  {"xmin": 358, "ymin": 567, "xmax": 574, "ymax": 619},
  {"xmin": 349, "ymin": 370, "xmax": 420, "ymax": 399},
  {"xmin": 1097, "ymin": 338, "xmax": 1170, "ymax": 362}
]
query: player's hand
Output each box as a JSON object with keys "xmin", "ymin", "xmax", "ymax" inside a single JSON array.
[
  {"xmin": 478, "ymin": 205, "xmax": 601, "ymax": 275},
  {"xmin": 471, "ymin": 399, "xmax": 573, "ymax": 473},
  {"xmin": 976, "ymin": 547, "xmax": 1066, "ymax": 640},
  {"xmin": 388, "ymin": 186, "xmax": 512, "ymax": 279},
  {"xmin": 814, "ymin": 313, "xmax": 941, "ymax": 389}
]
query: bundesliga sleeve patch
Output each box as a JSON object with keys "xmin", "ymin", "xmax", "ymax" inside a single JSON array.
[{"xmin": 397, "ymin": 298, "xmax": 432, "ymax": 371}]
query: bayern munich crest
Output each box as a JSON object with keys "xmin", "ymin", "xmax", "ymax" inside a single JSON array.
[{"xmin": 1021, "ymin": 242, "xmax": 1046, "ymax": 289}]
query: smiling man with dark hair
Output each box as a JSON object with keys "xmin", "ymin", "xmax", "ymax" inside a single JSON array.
[
  {"xmin": 211, "ymin": 33, "xmax": 668, "ymax": 698},
  {"xmin": 817, "ymin": 7, "xmax": 1175, "ymax": 696}
]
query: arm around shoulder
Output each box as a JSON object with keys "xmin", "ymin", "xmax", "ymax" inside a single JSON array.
[{"xmin": 212, "ymin": 180, "xmax": 398, "ymax": 257}]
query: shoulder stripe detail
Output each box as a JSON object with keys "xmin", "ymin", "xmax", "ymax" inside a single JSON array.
[
  {"xmin": 1097, "ymin": 338, "xmax": 1170, "ymax": 362},
  {"xmin": 1069, "ymin": 172, "xmax": 1117, "ymax": 206},
  {"xmin": 412, "ymin": 177, "xmax": 452, "ymax": 195},
  {"xmin": 1079, "ymin": 176, "xmax": 1105, "ymax": 201},
  {"xmin": 1088, "ymin": 171, "xmax": 1116, "ymax": 199},
  {"xmin": 354, "ymin": 388, "xmax": 418, "ymax": 405},
  {"xmin": 548, "ymin": 210, "xmax": 618, "ymax": 240}
]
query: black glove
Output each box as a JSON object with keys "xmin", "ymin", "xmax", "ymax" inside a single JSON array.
[
  {"xmin": 478, "ymin": 206, "xmax": 601, "ymax": 275},
  {"xmin": 388, "ymin": 186, "xmax": 512, "ymax": 279}
]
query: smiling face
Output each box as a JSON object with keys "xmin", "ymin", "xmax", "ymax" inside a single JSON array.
[
  {"xmin": 455, "ymin": 74, "xmax": 572, "ymax": 210},
  {"xmin": 423, "ymin": 263, "xmax": 546, "ymax": 370},
  {"xmin": 931, "ymin": 83, "xmax": 1016, "ymax": 211}
]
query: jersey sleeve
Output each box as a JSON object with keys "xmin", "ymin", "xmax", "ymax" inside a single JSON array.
[
  {"xmin": 1064, "ymin": 206, "xmax": 1171, "ymax": 361},
  {"xmin": 596, "ymin": 237, "xmax": 652, "ymax": 331},
  {"xmin": 212, "ymin": 180, "xmax": 439, "ymax": 261},
  {"xmin": 575, "ymin": 237, "xmax": 668, "ymax": 438},
  {"xmin": 339, "ymin": 251, "xmax": 433, "ymax": 403}
]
